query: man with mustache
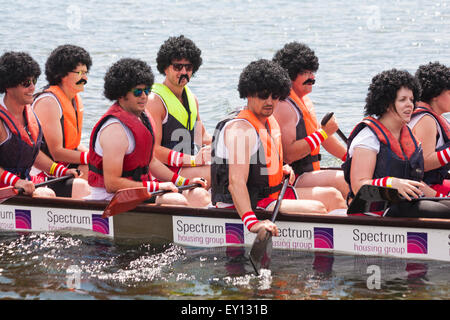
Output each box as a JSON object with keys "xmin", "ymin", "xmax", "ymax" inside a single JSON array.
[
  {"xmin": 146, "ymin": 35, "xmax": 212, "ymax": 188},
  {"xmin": 211, "ymin": 60, "xmax": 332, "ymax": 236},
  {"xmin": 272, "ymin": 42, "xmax": 349, "ymax": 201},
  {"xmin": 31, "ymin": 44, "xmax": 91, "ymax": 198}
]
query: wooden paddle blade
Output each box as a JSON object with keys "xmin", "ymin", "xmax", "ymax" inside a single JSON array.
[
  {"xmin": 0, "ymin": 186, "xmax": 19, "ymax": 204},
  {"xmin": 102, "ymin": 187, "xmax": 150, "ymax": 218},
  {"xmin": 249, "ymin": 228, "xmax": 272, "ymax": 275}
]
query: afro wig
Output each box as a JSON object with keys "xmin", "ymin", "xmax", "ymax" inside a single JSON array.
[
  {"xmin": 238, "ymin": 59, "xmax": 291, "ymax": 100},
  {"xmin": 415, "ymin": 62, "xmax": 450, "ymax": 103},
  {"xmin": 272, "ymin": 42, "xmax": 319, "ymax": 81},
  {"xmin": 156, "ymin": 35, "xmax": 202, "ymax": 75},
  {"xmin": 364, "ymin": 69, "xmax": 421, "ymax": 117},
  {"xmin": 104, "ymin": 58, "xmax": 154, "ymax": 101},
  {"xmin": 45, "ymin": 44, "xmax": 92, "ymax": 85},
  {"xmin": 0, "ymin": 51, "xmax": 41, "ymax": 93}
]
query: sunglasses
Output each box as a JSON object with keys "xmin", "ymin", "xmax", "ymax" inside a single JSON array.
[
  {"xmin": 257, "ymin": 91, "xmax": 280, "ymax": 100},
  {"xmin": 70, "ymin": 70, "xmax": 89, "ymax": 77},
  {"xmin": 172, "ymin": 63, "xmax": 194, "ymax": 72},
  {"xmin": 21, "ymin": 78, "xmax": 37, "ymax": 88},
  {"xmin": 131, "ymin": 87, "xmax": 151, "ymax": 97}
]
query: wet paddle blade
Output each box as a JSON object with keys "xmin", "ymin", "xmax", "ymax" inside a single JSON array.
[
  {"xmin": 102, "ymin": 187, "xmax": 151, "ymax": 218},
  {"xmin": 0, "ymin": 186, "xmax": 18, "ymax": 203},
  {"xmin": 249, "ymin": 176, "xmax": 289, "ymax": 275},
  {"xmin": 249, "ymin": 229, "xmax": 273, "ymax": 275}
]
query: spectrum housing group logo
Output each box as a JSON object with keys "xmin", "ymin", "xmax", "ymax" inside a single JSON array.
[
  {"xmin": 407, "ymin": 232, "xmax": 428, "ymax": 254},
  {"xmin": 314, "ymin": 227, "xmax": 334, "ymax": 249},
  {"xmin": 15, "ymin": 209, "xmax": 32, "ymax": 230},
  {"xmin": 92, "ymin": 214, "xmax": 110, "ymax": 235},
  {"xmin": 225, "ymin": 223, "xmax": 244, "ymax": 244}
]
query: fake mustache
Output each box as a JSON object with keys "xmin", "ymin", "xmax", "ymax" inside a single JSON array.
[
  {"xmin": 303, "ymin": 78, "xmax": 315, "ymax": 85},
  {"xmin": 178, "ymin": 74, "xmax": 190, "ymax": 84},
  {"xmin": 76, "ymin": 78, "xmax": 87, "ymax": 85}
]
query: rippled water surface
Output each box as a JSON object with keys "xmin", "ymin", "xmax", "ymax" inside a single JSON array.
[
  {"xmin": 0, "ymin": 0, "xmax": 450, "ymax": 300},
  {"xmin": 0, "ymin": 232, "xmax": 449, "ymax": 300}
]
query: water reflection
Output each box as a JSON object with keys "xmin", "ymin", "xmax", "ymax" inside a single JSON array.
[{"xmin": 0, "ymin": 232, "xmax": 449, "ymax": 299}]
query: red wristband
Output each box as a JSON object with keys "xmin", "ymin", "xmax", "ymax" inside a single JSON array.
[
  {"xmin": 437, "ymin": 148, "xmax": 450, "ymax": 166},
  {"xmin": 171, "ymin": 173, "xmax": 189, "ymax": 187},
  {"xmin": 80, "ymin": 151, "xmax": 89, "ymax": 165},
  {"xmin": 143, "ymin": 180, "xmax": 159, "ymax": 193},
  {"xmin": 371, "ymin": 177, "xmax": 393, "ymax": 188},
  {"xmin": 168, "ymin": 150, "xmax": 184, "ymax": 167},
  {"xmin": 305, "ymin": 129, "xmax": 327, "ymax": 151},
  {"xmin": 1, "ymin": 170, "xmax": 20, "ymax": 186},
  {"xmin": 242, "ymin": 211, "xmax": 259, "ymax": 231}
]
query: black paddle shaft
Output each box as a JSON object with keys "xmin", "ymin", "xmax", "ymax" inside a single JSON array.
[{"xmin": 320, "ymin": 112, "xmax": 349, "ymax": 144}]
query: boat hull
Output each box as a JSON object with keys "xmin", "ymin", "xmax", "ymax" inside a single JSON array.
[{"xmin": 1, "ymin": 196, "xmax": 450, "ymax": 262}]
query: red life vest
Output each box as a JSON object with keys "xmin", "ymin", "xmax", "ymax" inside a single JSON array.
[
  {"xmin": 411, "ymin": 102, "xmax": 450, "ymax": 185},
  {"xmin": 0, "ymin": 103, "xmax": 42, "ymax": 185},
  {"xmin": 342, "ymin": 116, "xmax": 424, "ymax": 199},
  {"xmin": 88, "ymin": 103, "xmax": 155, "ymax": 188}
]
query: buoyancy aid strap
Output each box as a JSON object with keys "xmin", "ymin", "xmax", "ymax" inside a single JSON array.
[
  {"xmin": 0, "ymin": 104, "xmax": 39, "ymax": 147},
  {"xmin": 151, "ymin": 83, "xmax": 197, "ymax": 130},
  {"xmin": 414, "ymin": 102, "xmax": 450, "ymax": 140},
  {"xmin": 363, "ymin": 117, "xmax": 418, "ymax": 160},
  {"xmin": 288, "ymin": 90, "xmax": 321, "ymax": 171}
]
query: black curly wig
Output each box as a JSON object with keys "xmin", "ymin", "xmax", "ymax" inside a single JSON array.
[
  {"xmin": 272, "ymin": 42, "xmax": 319, "ymax": 81},
  {"xmin": 156, "ymin": 35, "xmax": 202, "ymax": 75},
  {"xmin": 45, "ymin": 44, "xmax": 92, "ymax": 85},
  {"xmin": 238, "ymin": 59, "xmax": 291, "ymax": 100},
  {"xmin": 415, "ymin": 62, "xmax": 450, "ymax": 103},
  {"xmin": 364, "ymin": 69, "xmax": 421, "ymax": 117},
  {"xmin": 104, "ymin": 58, "xmax": 154, "ymax": 101},
  {"xmin": 0, "ymin": 51, "xmax": 41, "ymax": 93}
]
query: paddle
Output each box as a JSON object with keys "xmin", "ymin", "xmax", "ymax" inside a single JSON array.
[
  {"xmin": 102, "ymin": 183, "xmax": 201, "ymax": 218},
  {"xmin": 321, "ymin": 112, "xmax": 348, "ymax": 144},
  {"xmin": 347, "ymin": 184, "xmax": 448, "ymax": 215},
  {"xmin": 0, "ymin": 174, "xmax": 75, "ymax": 204},
  {"xmin": 249, "ymin": 176, "xmax": 290, "ymax": 275}
]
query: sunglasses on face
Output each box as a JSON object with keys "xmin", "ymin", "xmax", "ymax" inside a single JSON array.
[
  {"xmin": 257, "ymin": 91, "xmax": 280, "ymax": 100},
  {"xmin": 172, "ymin": 63, "xmax": 194, "ymax": 72},
  {"xmin": 70, "ymin": 70, "xmax": 89, "ymax": 77},
  {"xmin": 131, "ymin": 87, "xmax": 151, "ymax": 97},
  {"xmin": 21, "ymin": 78, "xmax": 37, "ymax": 88}
]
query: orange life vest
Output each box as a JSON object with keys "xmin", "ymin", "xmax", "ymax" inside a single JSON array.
[
  {"xmin": 44, "ymin": 85, "xmax": 83, "ymax": 150},
  {"xmin": 236, "ymin": 109, "xmax": 284, "ymax": 200},
  {"xmin": 288, "ymin": 89, "xmax": 321, "ymax": 171}
]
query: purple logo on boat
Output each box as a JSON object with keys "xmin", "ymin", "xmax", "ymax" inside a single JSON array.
[
  {"xmin": 314, "ymin": 227, "xmax": 334, "ymax": 249},
  {"xmin": 225, "ymin": 223, "xmax": 244, "ymax": 244},
  {"xmin": 407, "ymin": 232, "xmax": 427, "ymax": 254},
  {"xmin": 92, "ymin": 214, "xmax": 109, "ymax": 235},
  {"xmin": 15, "ymin": 209, "xmax": 31, "ymax": 230}
]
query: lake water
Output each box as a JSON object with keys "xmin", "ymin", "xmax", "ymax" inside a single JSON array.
[{"xmin": 0, "ymin": 0, "xmax": 450, "ymax": 301}]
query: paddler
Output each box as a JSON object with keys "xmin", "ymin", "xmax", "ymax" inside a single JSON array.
[
  {"xmin": 31, "ymin": 44, "xmax": 92, "ymax": 198},
  {"xmin": 272, "ymin": 42, "xmax": 349, "ymax": 201},
  {"xmin": 146, "ymin": 35, "xmax": 212, "ymax": 188},
  {"xmin": 342, "ymin": 69, "xmax": 450, "ymax": 217},
  {"xmin": 87, "ymin": 57, "xmax": 209, "ymax": 207},
  {"xmin": 0, "ymin": 51, "xmax": 81, "ymax": 197},
  {"xmin": 211, "ymin": 59, "xmax": 333, "ymax": 236},
  {"xmin": 408, "ymin": 62, "xmax": 450, "ymax": 195}
]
